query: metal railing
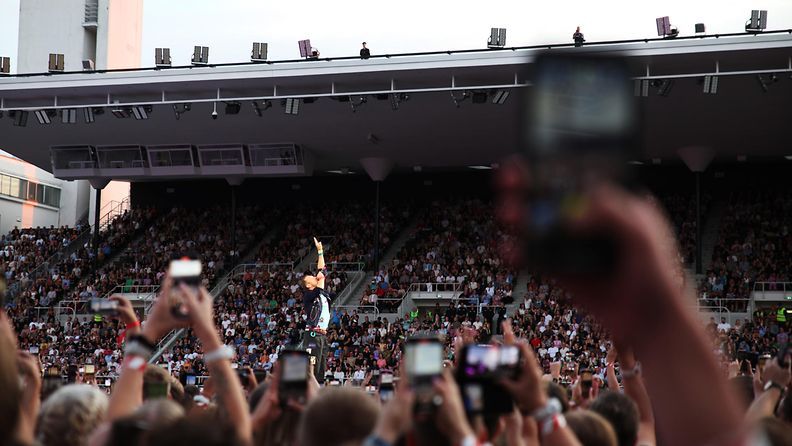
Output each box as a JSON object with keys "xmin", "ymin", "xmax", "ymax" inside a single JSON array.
[
  {"xmin": 325, "ymin": 262, "xmax": 365, "ymax": 272},
  {"xmin": 98, "ymin": 197, "xmax": 130, "ymax": 232},
  {"xmin": 753, "ymin": 282, "xmax": 792, "ymax": 292},
  {"xmin": 696, "ymin": 297, "xmax": 750, "ymax": 312},
  {"xmin": 233, "ymin": 262, "xmax": 297, "ymax": 275},
  {"xmin": 407, "ymin": 282, "xmax": 462, "ymax": 293},
  {"xmin": 334, "ymin": 305, "xmax": 380, "ymax": 316}
]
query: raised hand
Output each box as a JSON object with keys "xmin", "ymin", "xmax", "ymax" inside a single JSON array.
[{"xmin": 313, "ymin": 237, "xmax": 323, "ymax": 252}]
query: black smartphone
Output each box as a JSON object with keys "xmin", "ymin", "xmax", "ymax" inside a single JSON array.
[
  {"xmin": 279, "ymin": 350, "xmax": 310, "ymax": 407},
  {"xmin": 90, "ymin": 298, "xmax": 119, "ymax": 315},
  {"xmin": 522, "ymin": 52, "xmax": 639, "ymax": 276},
  {"xmin": 457, "ymin": 344, "xmax": 521, "ymax": 415},
  {"xmin": 778, "ymin": 343, "xmax": 791, "ymax": 369},
  {"xmin": 405, "ymin": 334, "xmax": 444, "ymax": 415},
  {"xmin": 168, "ymin": 255, "xmax": 202, "ymax": 319},
  {"xmin": 379, "ymin": 372, "xmax": 395, "ymax": 403}
]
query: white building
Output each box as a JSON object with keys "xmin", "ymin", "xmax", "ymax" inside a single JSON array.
[{"xmin": 4, "ymin": 0, "xmax": 143, "ymax": 232}]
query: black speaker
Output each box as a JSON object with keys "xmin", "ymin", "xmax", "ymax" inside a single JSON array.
[{"xmin": 695, "ymin": 23, "xmax": 706, "ymax": 33}]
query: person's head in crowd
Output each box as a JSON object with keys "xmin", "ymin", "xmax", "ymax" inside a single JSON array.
[
  {"xmin": 182, "ymin": 385, "xmax": 201, "ymax": 414},
  {"xmin": 566, "ymin": 410, "xmax": 618, "ymax": 446},
  {"xmin": 759, "ymin": 417, "xmax": 792, "ymax": 446},
  {"xmin": 105, "ymin": 399, "xmax": 185, "ymax": 446},
  {"xmin": 302, "ymin": 271, "xmax": 319, "ymax": 290},
  {"xmin": 589, "ymin": 391, "xmax": 639, "ymax": 446},
  {"xmin": 547, "ymin": 381, "xmax": 571, "ymax": 412},
  {"xmin": 248, "ymin": 382, "xmax": 269, "ymax": 413},
  {"xmin": 143, "ymin": 364, "xmax": 184, "ymax": 405},
  {"xmin": 145, "ymin": 413, "xmax": 242, "ymax": 446},
  {"xmin": 298, "ymin": 387, "xmax": 380, "ymax": 446},
  {"xmin": 36, "ymin": 384, "xmax": 108, "ymax": 446}
]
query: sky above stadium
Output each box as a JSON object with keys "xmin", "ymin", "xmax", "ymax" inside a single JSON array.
[{"xmin": 1, "ymin": 0, "xmax": 792, "ymax": 69}]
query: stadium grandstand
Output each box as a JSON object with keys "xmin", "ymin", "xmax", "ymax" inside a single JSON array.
[{"xmin": 0, "ymin": 3, "xmax": 791, "ymax": 446}]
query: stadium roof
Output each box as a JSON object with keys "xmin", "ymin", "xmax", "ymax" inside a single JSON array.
[{"xmin": 0, "ymin": 31, "xmax": 791, "ymax": 179}]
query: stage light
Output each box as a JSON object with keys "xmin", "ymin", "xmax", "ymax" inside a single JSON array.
[
  {"xmin": 35, "ymin": 110, "xmax": 55, "ymax": 125},
  {"xmin": 471, "ymin": 91, "xmax": 488, "ymax": 104},
  {"xmin": 82, "ymin": 59, "xmax": 94, "ymax": 71},
  {"xmin": 746, "ymin": 10, "xmax": 768, "ymax": 32},
  {"xmin": 491, "ymin": 89, "xmax": 510, "ymax": 104},
  {"xmin": 111, "ymin": 103, "xmax": 129, "ymax": 118},
  {"xmin": 703, "ymin": 76, "xmax": 718, "ymax": 94},
  {"xmin": 61, "ymin": 109, "xmax": 77, "ymax": 124},
  {"xmin": 252, "ymin": 100, "xmax": 271, "ymax": 117},
  {"xmin": 191, "ymin": 46, "xmax": 209, "ymax": 65},
  {"xmin": 656, "ymin": 79, "xmax": 675, "ymax": 97},
  {"xmin": 251, "ymin": 42, "xmax": 268, "ymax": 62},
  {"xmin": 155, "ymin": 48, "xmax": 172, "ymax": 67},
  {"xmin": 298, "ymin": 40, "xmax": 312, "ymax": 58},
  {"xmin": 0, "ymin": 56, "xmax": 10, "ymax": 74},
  {"xmin": 656, "ymin": 17, "xmax": 679, "ymax": 38},
  {"xmin": 48, "ymin": 54, "xmax": 65, "ymax": 72},
  {"xmin": 284, "ymin": 98, "xmax": 300, "ymax": 115},
  {"xmin": 487, "ymin": 28, "xmax": 507, "ymax": 48},
  {"xmin": 131, "ymin": 106, "xmax": 150, "ymax": 120},
  {"xmin": 84, "ymin": 108, "xmax": 95, "ymax": 123},
  {"xmin": 173, "ymin": 103, "xmax": 191, "ymax": 120},
  {"xmin": 634, "ymin": 80, "xmax": 649, "ymax": 97},
  {"xmin": 12, "ymin": 111, "xmax": 28, "ymax": 127},
  {"xmin": 225, "ymin": 102, "xmax": 241, "ymax": 115}
]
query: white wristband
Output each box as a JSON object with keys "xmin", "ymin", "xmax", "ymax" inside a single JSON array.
[
  {"xmin": 204, "ymin": 345, "xmax": 234, "ymax": 363},
  {"xmin": 541, "ymin": 413, "xmax": 567, "ymax": 437}
]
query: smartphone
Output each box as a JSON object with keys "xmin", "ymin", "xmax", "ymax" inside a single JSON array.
[
  {"xmin": 185, "ymin": 375, "xmax": 197, "ymax": 386},
  {"xmin": 523, "ymin": 52, "xmax": 639, "ymax": 276},
  {"xmin": 253, "ymin": 369, "xmax": 267, "ymax": 383},
  {"xmin": 84, "ymin": 364, "xmax": 96, "ymax": 375},
  {"xmin": 169, "ymin": 256, "xmax": 202, "ymax": 319},
  {"xmin": 279, "ymin": 350, "xmax": 310, "ymax": 406},
  {"xmin": 236, "ymin": 368, "xmax": 250, "ymax": 384},
  {"xmin": 580, "ymin": 369, "xmax": 593, "ymax": 394},
  {"xmin": 457, "ymin": 344, "xmax": 521, "ymax": 414},
  {"xmin": 778, "ymin": 343, "xmax": 791, "ymax": 369},
  {"xmin": 90, "ymin": 298, "xmax": 119, "ymax": 315},
  {"xmin": 379, "ymin": 372, "xmax": 395, "ymax": 403},
  {"xmin": 143, "ymin": 381, "xmax": 169, "ymax": 399},
  {"xmin": 405, "ymin": 334, "xmax": 443, "ymax": 415}
]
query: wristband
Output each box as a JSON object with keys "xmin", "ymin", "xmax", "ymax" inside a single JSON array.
[
  {"xmin": 540, "ymin": 413, "xmax": 567, "ymax": 438},
  {"xmin": 127, "ymin": 334, "xmax": 157, "ymax": 351},
  {"xmin": 124, "ymin": 355, "xmax": 147, "ymax": 372},
  {"xmin": 317, "ymin": 250, "xmax": 324, "ymax": 256},
  {"xmin": 531, "ymin": 397, "xmax": 562, "ymax": 424},
  {"xmin": 621, "ymin": 362, "xmax": 641, "ymax": 379},
  {"xmin": 124, "ymin": 339, "xmax": 154, "ymax": 361},
  {"xmin": 204, "ymin": 345, "xmax": 234, "ymax": 363},
  {"xmin": 126, "ymin": 320, "xmax": 141, "ymax": 329}
]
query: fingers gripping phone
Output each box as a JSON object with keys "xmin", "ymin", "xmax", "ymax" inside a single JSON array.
[
  {"xmin": 279, "ymin": 350, "xmax": 310, "ymax": 407},
  {"xmin": 169, "ymin": 255, "xmax": 202, "ymax": 319},
  {"xmin": 405, "ymin": 334, "xmax": 444, "ymax": 415},
  {"xmin": 522, "ymin": 52, "xmax": 640, "ymax": 276}
]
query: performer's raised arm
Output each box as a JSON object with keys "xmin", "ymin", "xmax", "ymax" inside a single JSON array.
[{"xmin": 313, "ymin": 237, "xmax": 326, "ymax": 289}]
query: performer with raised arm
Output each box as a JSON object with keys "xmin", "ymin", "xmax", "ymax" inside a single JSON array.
[{"xmin": 300, "ymin": 237, "xmax": 334, "ymax": 383}]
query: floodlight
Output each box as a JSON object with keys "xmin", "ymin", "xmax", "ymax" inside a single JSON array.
[
  {"xmin": 61, "ymin": 109, "xmax": 77, "ymax": 124},
  {"xmin": 191, "ymin": 46, "xmax": 209, "ymax": 65},
  {"xmin": 284, "ymin": 98, "xmax": 300, "ymax": 115},
  {"xmin": 35, "ymin": 110, "xmax": 55, "ymax": 125},
  {"xmin": 634, "ymin": 80, "xmax": 649, "ymax": 97},
  {"xmin": 703, "ymin": 76, "xmax": 718, "ymax": 94},
  {"xmin": 12, "ymin": 111, "xmax": 29, "ymax": 127},
  {"xmin": 487, "ymin": 28, "xmax": 507, "ymax": 48},
  {"xmin": 84, "ymin": 108, "xmax": 95, "ymax": 123},
  {"xmin": 251, "ymin": 42, "xmax": 268, "ymax": 62},
  {"xmin": 48, "ymin": 54, "xmax": 65, "ymax": 72},
  {"xmin": 0, "ymin": 56, "xmax": 10, "ymax": 74},
  {"xmin": 656, "ymin": 17, "xmax": 678, "ymax": 38},
  {"xmin": 491, "ymin": 89, "xmax": 509, "ymax": 104},
  {"xmin": 155, "ymin": 48, "xmax": 171, "ymax": 67},
  {"xmin": 82, "ymin": 59, "xmax": 94, "ymax": 71},
  {"xmin": 746, "ymin": 10, "xmax": 768, "ymax": 32},
  {"xmin": 131, "ymin": 106, "xmax": 149, "ymax": 120},
  {"xmin": 111, "ymin": 102, "xmax": 129, "ymax": 118},
  {"xmin": 298, "ymin": 40, "xmax": 312, "ymax": 58}
]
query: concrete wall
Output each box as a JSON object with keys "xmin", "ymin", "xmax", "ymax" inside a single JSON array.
[
  {"xmin": 16, "ymin": 0, "xmax": 94, "ymax": 73},
  {"xmin": 104, "ymin": 0, "xmax": 143, "ymax": 69},
  {"xmin": 0, "ymin": 155, "xmax": 64, "ymax": 234}
]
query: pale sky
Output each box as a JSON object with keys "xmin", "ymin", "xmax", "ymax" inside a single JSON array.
[{"xmin": 0, "ymin": 0, "xmax": 791, "ymax": 71}]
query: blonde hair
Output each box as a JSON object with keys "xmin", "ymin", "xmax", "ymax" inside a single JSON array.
[{"xmin": 37, "ymin": 384, "xmax": 108, "ymax": 446}]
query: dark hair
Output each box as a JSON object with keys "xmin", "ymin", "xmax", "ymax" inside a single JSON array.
[
  {"xmin": 298, "ymin": 388, "xmax": 380, "ymax": 446},
  {"xmin": 546, "ymin": 381, "xmax": 570, "ymax": 412},
  {"xmin": 147, "ymin": 414, "xmax": 242, "ymax": 446},
  {"xmin": 589, "ymin": 391, "xmax": 639, "ymax": 446},
  {"xmin": 248, "ymin": 382, "xmax": 269, "ymax": 413}
]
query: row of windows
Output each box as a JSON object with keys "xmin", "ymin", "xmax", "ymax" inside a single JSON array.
[{"xmin": 0, "ymin": 174, "xmax": 61, "ymax": 208}]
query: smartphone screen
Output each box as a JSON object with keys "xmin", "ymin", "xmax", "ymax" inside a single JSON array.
[
  {"xmin": 379, "ymin": 387, "xmax": 395, "ymax": 403},
  {"xmin": 90, "ymin": 299, "xmax": 118, "ymax": 315},
  {"xmin": 282, "ymin": 352, "xmax": 309, "ymax": 383},
  {"xmin": 185, "ymin": 375, "xmax": 197, "ymax": 386},
  {"xmin": 406, "ymin": 342, "xmax": 443, "ymax": 377},
  {"xmin": 84, "ymin": 364, "xmax": 95, "ymax": 375},
  {"xmin": 143, "ymin": 382, "xmax": 169, "ymax": 399},
  {"xmin": 169, "ymin": 259, "xmax": 202, "ymax": 284},
  {"xmin": 380, "ymin": 373, "xmax": 394, "ymax": 385}
]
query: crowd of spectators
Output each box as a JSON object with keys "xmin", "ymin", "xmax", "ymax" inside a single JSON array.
[
  {"xmin": 255, "ymin": 202, "xmax": 410, "ymax": 268},
  {"xmin": 658, "ymin": 193, "xmax": 710, "ymax": 267},
  {"xmin": 0, "ymin": 226, "xmax": 85, "ymax": 285},
  {"xmin": 362, "ymin": 199, "xmax": 516, "ymax": 313},
  {"xmin": 699, "ymin": 192, "xmax": 792, "ymax": 311}
]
